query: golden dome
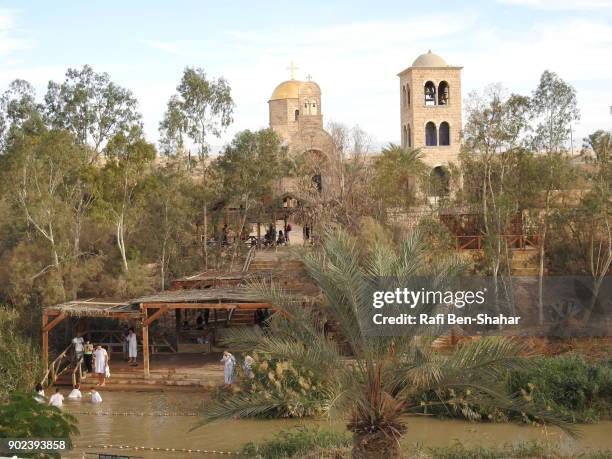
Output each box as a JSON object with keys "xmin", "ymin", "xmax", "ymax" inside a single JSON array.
[
  {"xmin": 270, "ymin": 80, "xmax": 302, "ymax": 100},
  {"xmin": 412, "ymin": 50, "xmax": 447, "ymax": 67}
]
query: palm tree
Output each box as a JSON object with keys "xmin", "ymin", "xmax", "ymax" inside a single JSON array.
[{"xmin": 199, "ymin": 228, "xmax": 573, "ymax": 458}]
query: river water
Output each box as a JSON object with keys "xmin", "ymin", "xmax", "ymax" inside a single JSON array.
[{"xmin": 62, "ymin": 391, "xmax": 612, "ymax": 458}]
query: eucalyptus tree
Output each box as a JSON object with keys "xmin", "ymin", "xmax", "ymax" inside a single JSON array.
[
  {"xmin": 160, "ymin": 67, "xmax": 234, "ymax": 266},
  {"xmin": 0, "ymin": 80, "xmax": 41, "ymax": 145},
  {"xmin": 98, "ymin": 130, "xmax": 156, "ymax": 272},
  {"xmin": 462, "ymin": 85, "xmax": 531, "ymax": 311},
  {"xmin": 215, "ymin": 128, "xmax": 288, "ymax": 269},
  {"xmin": 529, "ymin": 71, "xmax": 580, "ymax": 321},
  {"xmin": 159, "ymin": 67, "xmax": 234, "ymax": 161},
  {"xmin": 578, "ymin": 130, "xmax": 612, "ymax": 321},
  {"xmin": 1, "ymin": 128, "xmax": 93, "ymax": 301},
  {"xmin": 44, "ymin": 65, "xmax": 142, "ymax": 154},
  {"xmin": 199, "ymin": 229, "xmax": 572, "ymax": 458}
]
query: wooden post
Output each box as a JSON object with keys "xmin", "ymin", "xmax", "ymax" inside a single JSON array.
[
  {"xmin": 142, "ymin": 306, "xmax": 150, "ymax": 379},
  {"xmin": 42, "ymin": 310, "xmax": 49, "ymax": 372}
]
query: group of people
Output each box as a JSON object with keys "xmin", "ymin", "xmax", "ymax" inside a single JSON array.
[
  {"xmin": 221, "ymin": 351, "xmax": 255, "ymax": 387},
  {"xmin": 35, "ymin": 383, "xmax": 102, "ymax": 408},
  {"xmin": 263, "ymin": 223, "xmax": 292, "ymax": 246}
]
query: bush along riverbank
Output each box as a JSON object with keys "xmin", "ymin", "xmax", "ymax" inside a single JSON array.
[
  {"xmin": 218, "ymin": 353, "xmax": 611, "ymax": 425},
  {"xmin": 410, "ymin": 353, "xmax": 611, "ymax": 424},
  {"xmin": 239, "ymin": 428, "xmax": 612, "ymax": 459}
]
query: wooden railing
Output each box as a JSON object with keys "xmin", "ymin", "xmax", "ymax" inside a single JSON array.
[
  {"xmin": 454, "ymin": 234, "xmax": 540, "ymax": 250},
  {"xmin": 40, "ymin": 343, "xmax": 73, "ymax": 388},
  {"xmin": 71, "ymin": 355, "xmax": 83, "ymax": 387},
  {"xmin": 242, "ymin": 245, "xmax": 257, "ymax": 272}
]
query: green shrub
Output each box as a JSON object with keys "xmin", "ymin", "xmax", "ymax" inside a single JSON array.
[
  {"xmin": 0, "ymin": 307, "xmax": 43, "ymax": 402},
  {"xmin": 0, "ymin": 392, "xmax": 79, "ymax": 459},
  {"xmin": 414, "ymin": 441, "xmax": 612, "ymax": 459},
  {"xmin": 240, "ymin": 426, "xmax": 350, "ymax": 458},
  {"xmin": 508, "ymin": 354, "xmax": 612, "ymax": 423},
  {"xmin": 226, "ymin": 355, "xmax": 329, "ymax": 419},
  {"xmin": 410, "ymin": 354, "xmax": 611, "ymax": 424}
]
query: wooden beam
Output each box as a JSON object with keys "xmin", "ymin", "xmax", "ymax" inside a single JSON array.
[
  {"xmin": 141, "ymin": 302, "xmax": 272, "ymax": 310},
  {"xmin": 141, "ymin": 307, "xmax": 150, "ymax": 379},
  {"xmin": 143, "ymin": 306, "xmax": 168, "ymax": 326},
  {"xmin": 43, "ymin": 312, "xmax": 67, "ymax": 333}
]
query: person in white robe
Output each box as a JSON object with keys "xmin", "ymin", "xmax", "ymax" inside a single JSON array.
[
  {"xmin": 48, "ymin": 389, "xmax": 64, "ymax": 408},
  {"xmin": 243, "ymin": 355, "xmax": 255, "ymax": 379},
  {"xmin": 93, "ymin": 344, "xmax": 108, "ymax": 386},
  {"xmin": 68, "ymin": 384, "xmax": 82, "ymax": 399},
  {"xmin": 221, "ymin": 351, "xmax": 236, "ymax": 386},
  {"xmin": 90, "ymin": 389, "xmax": 103, "ymax": 403},
  {"xmin": 127, "ymin": 328, "xmax": 138, "ymax": 365}
]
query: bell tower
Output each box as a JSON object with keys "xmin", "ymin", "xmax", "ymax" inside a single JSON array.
[{"xmin": 398, "ymin": 50, "xmax": 462, "ymax": 169}]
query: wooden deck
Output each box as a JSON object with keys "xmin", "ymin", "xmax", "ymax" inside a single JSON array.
[{"xmin": 55, "ymin": 352, "xmax": 225, "ymax": 390}]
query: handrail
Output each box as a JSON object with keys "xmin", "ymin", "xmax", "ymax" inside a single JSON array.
[
  {"xmin": 242, "ymin": 245, "xmax": 257, "ymax": 273},
  {"xmin": 71, "ymin": 355, "xmax": 84, "ymax": 387},
  {"xmin": 40, "ymin": 343, "xmax": 73, "ymax": 388}
]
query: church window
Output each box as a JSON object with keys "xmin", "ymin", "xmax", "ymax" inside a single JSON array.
[
  {"xmin": 407, "ymin": 85, "xmax": 410, "ymax": 106},
  {"xmin": 438, "ymin": 81, "xmax": 449, "ymax": 105},
  {"xmin": 402, "ymin": 125, "xmax": 407, "ymax": 147},
  {"xmin": 295, "ymin": 109, "xmax": 299, "ymax": 121},
  {"xmin": 407, "ymin": 124, "xmax": 412, "ymax": 147},
  {"xmin": 311, "ymin": 101, "xmax": 318, "ymax": 115},
  {"xmin": 425, "ymin": 122, "xmax": 437, "ymax": 146},
  {"xmin": 439, "ymin": 122, "xmax": 450, "ymax": 145},
  {"xmin": 402, "ymin": 86, "xmax": 407, "ymax": 106},
  {"xmin": 424, "ymin": 81, "xmax": 436, "ymax": 106}
]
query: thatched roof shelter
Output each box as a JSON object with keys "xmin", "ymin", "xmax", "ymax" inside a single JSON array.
[{"xmin": 44, "ymin": 299, "xmax": 140, "ymax": 318}]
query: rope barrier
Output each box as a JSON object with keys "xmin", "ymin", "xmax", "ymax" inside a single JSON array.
[
  {"xmin": 77, "ymin": 443, "xmax": 239, "ymax": 455},
  {"xmin": 70, "ymin": 410, "xmax": 199, "ymax": 417}
]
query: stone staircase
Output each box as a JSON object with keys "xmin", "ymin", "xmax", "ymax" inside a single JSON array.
[{"xmin": 511, "ymin": 249, "xmax": 541, "ymax": 276}]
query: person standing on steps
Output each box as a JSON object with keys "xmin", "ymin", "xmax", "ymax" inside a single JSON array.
[
  {"xmin": 72, "ymin": 333, "xmax": 84, "ymax": 364},
  {"xmin": 83, "ymin": 339, "xmax": 94, "ymax": 374},
  {"xmin": 221, "ymin": 351, "xmax": 236, "ymax": 387},
  {"xmin": 127, "ymin": 328, "xmax": 138, "ymax": 366},
  {"xmin": 93, "ymin": 344, "xmax": 108, "ymax": 387}
]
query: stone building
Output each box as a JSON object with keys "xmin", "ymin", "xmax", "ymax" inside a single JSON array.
[
  {"xmin": 398, "ymin": 51, "xmax": 462, "ymax": 177},
  {"xmin": 268, "ymin": 76, "xmax": 335, "ymax": 196}
]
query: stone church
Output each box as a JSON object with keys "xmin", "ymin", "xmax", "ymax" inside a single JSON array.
[
  {"xmin": 266, "ymin": 50, "xmax": 462, "ymax": 199},
  {"xmin": 268, "ymin": 74, "xmax": 335, "ymax": 198}
]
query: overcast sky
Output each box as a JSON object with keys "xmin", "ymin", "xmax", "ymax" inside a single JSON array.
[{"xmin": 1, "ymin": 0, "xmax": 611, "ymax": 151}]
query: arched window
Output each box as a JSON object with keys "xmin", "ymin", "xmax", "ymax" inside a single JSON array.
[
  {"xmin": 407, "ymin": 124, "xmax": 411, "ymax": 147},
  {"xmin": 402, "ymin": 86, "xmax": 407, "ymax": 107},
  {"xmin": 294, "ymin": 109, "xmax": 299, "ymax": 121},
  {"xmin": 425, "ymin": 122, "xmax": 437, "ymax": 146},
  {"xmin": 439, "ymin": 122, "xmax": 450, "ymax": 146},
  {"xmin": 424, "ymin": 81, "xmax": 436, "ymax": 106},
  {"xmin": 407, "ymin": 84, "xmax": 410, "ymax": 106},
  {"xmin": 311, "ymin": 101, "xmax": 318, "ymax": 115},
  {"xmin": 402, "ymin": 125, "xmax": 407, "ymax": 147},
  {"xmin": 438, "ymin": 81, "xmax": 449, "ymax": 105}
]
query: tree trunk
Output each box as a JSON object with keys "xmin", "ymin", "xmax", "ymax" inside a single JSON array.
[
  {"xmin": 537, "ymin": 192, "xmax": 550, "ymax": 325},
  {"xmin": 117, "ymin": 214, "xmax": 129, "ymax": 272},
  {"xmin": 351, "ymin": 432, "xmax": 403, "ymax": 459}
]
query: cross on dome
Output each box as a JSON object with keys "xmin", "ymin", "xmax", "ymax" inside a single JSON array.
[{"xmin": 286, "ymin": 61, "xmax": 299, "ymax": 80}]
